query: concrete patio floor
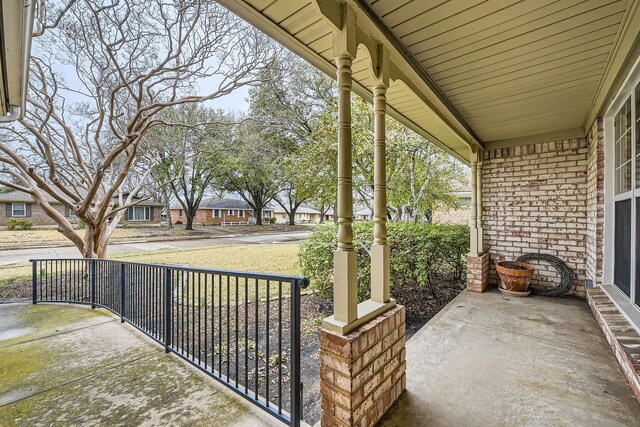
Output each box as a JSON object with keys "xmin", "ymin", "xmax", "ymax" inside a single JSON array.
[
  {"xmin": 0, "ymin": 303, "xmax": 283, "ymax": 426},
  {"xmin": 380, "ymin": 289, "xmax": 640, "ymax": 426}
]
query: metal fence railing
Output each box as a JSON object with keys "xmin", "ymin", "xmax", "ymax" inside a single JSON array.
[{"xmin": 30, "ymin": 258, "xmax": 309, "ymax": 426}]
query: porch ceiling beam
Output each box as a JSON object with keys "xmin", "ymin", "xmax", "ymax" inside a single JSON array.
[
  {"xmin": 351, "ymin": 0, "xmax": 483, "ymax": 153},
  {"xmin": 218, "ymin": 0, "xmax": 481, "ymax": 164}
]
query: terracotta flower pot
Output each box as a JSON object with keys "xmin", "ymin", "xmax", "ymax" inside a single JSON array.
[{"xmin": 496, "ymin": 261, "xmax": 535, "ymax": 297}]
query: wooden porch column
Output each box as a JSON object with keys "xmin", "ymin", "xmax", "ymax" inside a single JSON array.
[
  {"xmin": 476, "ymin": 153, "xmax": 484, "ymax": 254},
  {"xmin": 371, "ymin": 45, "xmax": 390, "ymax": 304},
  {"xmin": 469, "ymin": 151, "xmax": 479, "ymax": 257},
  {"xmin": 332, "ymin": 47, "xmax": 357, "ymax": 326}
]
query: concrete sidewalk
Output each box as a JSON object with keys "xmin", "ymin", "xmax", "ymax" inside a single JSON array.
[
  {"xmin": 379, "ymin": 289, "xmax": 640, "ymax": 426},
  {"xmin": 0, "ymin": 231, "xmax": 310, "ymax": 265},
  {"xmin": 0, "ymin": 303, "xmax": 284, "ymax": 426}
]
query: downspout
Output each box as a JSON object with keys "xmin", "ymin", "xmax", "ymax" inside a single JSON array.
[{"xmin": 0, "ymin": 0, "xmax": 35, "ymax": 122}]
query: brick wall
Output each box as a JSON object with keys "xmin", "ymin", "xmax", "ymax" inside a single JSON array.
[
  {"xmin": 0, "ymin": 203, "xmax": 76, "ymax": 226},
  {"xmin": 169, "ymin": 208, "xmax": 253, "ymax": 225},
  {"xmin": 320, "ymin": 305, "xmax": 406, "ymax": 427},
  {"xmin": 482, "ymin": 138, "xmax": 589, "ymax": 297},
  {"xmin": 586, "ymin": 118, "xmax": 605, "ymax": 286}
]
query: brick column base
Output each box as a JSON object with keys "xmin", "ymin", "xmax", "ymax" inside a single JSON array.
[
  {"xmin": 467, "ymin": 253, "xmax": 489, "ymax": 293},
  {"xmin": 320, "ymin": 305, "xmax": 406, "ymax": 427}
]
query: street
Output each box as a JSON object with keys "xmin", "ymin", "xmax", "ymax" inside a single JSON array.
[{"xmin": 0, "ymin": 231, "xmax": 310, "ymax": 266}]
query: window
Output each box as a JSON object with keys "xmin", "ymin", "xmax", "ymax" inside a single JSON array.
[
  {"xmin": 67, "ymin": 208, "xmax": 76, "ymax": 217},
  {"xmin": 128, "ymin": 206, "xmax": 150, "ymax": 221},
  {"xmin": 228, "ymin": 209, "xmax": 233, "ymax": 216},
  {"xmin": 12, "ymin": 203, "xmax": 26, "ymax": 217},
  {"xmin": 263, "ymin": 210, "xmax": 272, "ymax": 218},
  {"xmin": 214, "ymin": 209, "xmax": 220, "ymax": 218},
  {"xmin": 239, "ymin": 210, "xmax": 244, "ymax": 218},
  {"xmin": 615, "ymin": 97, "xmax": 632, "ymax": 195},
  {"xmin": 179, "ymin": 209, "xmax": 183, "ymax": 217}
]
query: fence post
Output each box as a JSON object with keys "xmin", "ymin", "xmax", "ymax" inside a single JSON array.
[
  {"xmin": 31, "ymin": 260, "xmax": 37, "ymax": 305},
  {"xmin": 91, "ymin": 259, "xmax": 96, "ymax": 309},
  {"xmin": 290, "ymin": 279, "xmax": 305, "ymax": 427},
  {"xmin": 120, "ymin": 263, "xmax": 126, "ymax": 323},
  {"xmin": 164, "ymin": 267, "xmax": 172, "ymax": 353}
]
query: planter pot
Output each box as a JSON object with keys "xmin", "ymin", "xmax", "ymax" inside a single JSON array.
[{"xmin": 496, "ymin": 261, "xmax": 535, "ymax": 297}]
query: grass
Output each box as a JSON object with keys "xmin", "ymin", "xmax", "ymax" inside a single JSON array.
[
  {"xmin": 0, "ymin": 243, "xmax": 302, "ymax": 303},
  {"xmin": 0, "ymin": 224, "xmax": 313, "ymax": 250}
]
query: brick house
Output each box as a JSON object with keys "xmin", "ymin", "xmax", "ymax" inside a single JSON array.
[
  {"xmin": 169, "ymin": 197, "xmax": 274, "ymax": 225},
  {"xmin": 273, "ymin": 206, "xmax": 322, "ymax": 224},
  {"xmin": 4, "ymin": 1, "xmax": 640, "ymax": 426},
  {"xmin": 0, "ymin": 190, "xmax": 162, "ymax": 226}
]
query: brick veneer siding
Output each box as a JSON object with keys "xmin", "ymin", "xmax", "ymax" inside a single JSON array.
[
  {"xmin": 467, "ymin": 253, "xmax": 489, "ymax": 292},
  {"xmin": 320, "ymin": 305, "xmax": 406, "ymax": 427},
  {"xmin": 0, "ymin": 203, "xmax": 77, "ymax": 227},
  {"xmin": 482, "ymin": 138, "xmax": 589, "ymax": 297},
  {"xmin": 585, "ymin": 118, "xmax": 605, "ymax": 286},
  {"xmin": 169, "ymin": 208, "xmax": 253, "ymax": 225},
  {"xmin": 586, "ymin": 287, "xmax": 640, "ymax": 402}
]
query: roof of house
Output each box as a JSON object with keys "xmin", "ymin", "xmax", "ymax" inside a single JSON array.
[
  {"xmin": 356, "ymin": 207, "xmax": 373, "ymax": 216},
  {"xmin": 0, "ymin": 189, "xmax": 163, "ymax": 206},
  {"xmin": 171, "ymin": 197, "xmax": 274, "ymax": 211},
  {"xmin": 273, "ymin": 206, "xmax": 321, "ymax": 215}
]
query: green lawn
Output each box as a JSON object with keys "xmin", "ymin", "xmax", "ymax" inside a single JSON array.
[{"xmin": 0, "ymin": 243, "xmax": 302, "ymax": 302}]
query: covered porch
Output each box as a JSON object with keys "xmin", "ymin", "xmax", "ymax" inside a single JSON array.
[{"xmin": 217, "ymin": 0, "xmax": 640, "ymax": 425}]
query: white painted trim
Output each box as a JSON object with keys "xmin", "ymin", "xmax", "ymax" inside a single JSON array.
[
  {"xmin": 603, "ymin": 116, "xmax": 615, "ymax": 286},
  {"xmin": 601, "ymin": 284, "xmax": 640, "ymax": 334},
  {"xmin": 11, "ymin": 202, "xmax": 26, "ymax": 217},
  {"xmin": 603, "ymin": 56, "xmax": 640, "ymax": 315}
]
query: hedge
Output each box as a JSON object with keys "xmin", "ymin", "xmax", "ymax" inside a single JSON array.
[
  {"xmin": 298, "ymin": 222, "xmax": 469, "ymax": 300},
  {"xmin": 8, "ymin": 218, "xmax": 33, "ymax": 231}
]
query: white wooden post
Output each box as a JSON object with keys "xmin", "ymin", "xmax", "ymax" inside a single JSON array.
[{"xmin": 371, "ymin": 45, "xmax": 390, "ymax": 304}]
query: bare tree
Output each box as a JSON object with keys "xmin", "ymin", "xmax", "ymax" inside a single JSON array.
[{"xmin": 0, "ymin": 0, "xmax": 277, "ymax": 258}]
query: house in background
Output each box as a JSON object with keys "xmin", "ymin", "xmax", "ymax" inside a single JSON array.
[
  {"xmin": 0, "ymin": 190, "xmax": 162, "ymax": 226},
  {"xmin": 273, "ymin": 206, "xmax": 321, "ymax": 224},
  {"xmin": 169, "ymin": 197, "xmax": 274, "ymax": 225},
  {"xmin": 433, "ymin": 189, "xmax": 473, "ymax": 225},
  {"xmin": 355, "ymin": 207, "xmax": 372, "ymax": 221}
]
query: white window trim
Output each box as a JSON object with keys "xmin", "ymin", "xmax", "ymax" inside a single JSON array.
[
  {"xmin": 603, "ymin": 53, "xmax": 640, "ymax": 322},
  {"xmin": 129, "ymin": 206, "xmax": 150, "ymax": 222},
  {"xmin": 239, "ymin": 210, "xmax": 244, "ymax": 218},
  {"xmin": 214, "ymin": 209, "xmax": 220, "ymax": 218},
  {"xmin": 12, "ymin": 202, "xmax": 26, "ymax": 217},
  {"xmin": 228, "ymin": 209, "xmax": 233, "ymax": 216}
]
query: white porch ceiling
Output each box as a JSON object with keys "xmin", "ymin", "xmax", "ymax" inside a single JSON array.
[{"xmin": 218, "ymin": 0, "xmax": 640, "ymax": 163}]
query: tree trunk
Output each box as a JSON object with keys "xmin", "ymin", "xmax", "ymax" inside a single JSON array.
[
  {"xmin": 81, "ymin": 222, "xmax": 110, "ymax": 259},
  {"xmin": 288, "ymin": 211, "xmax": 295, "ymax": 226},
  {"xmin": 186, "ymin": 215, "xmax": 194, "ymax": 230},
  {"xmin": 165, "ymin": 195, "xmax": 173, "ymax": 229},
  {"xmin": 256, "ymin": 210, "xmax": 263, "ymax": 225}
]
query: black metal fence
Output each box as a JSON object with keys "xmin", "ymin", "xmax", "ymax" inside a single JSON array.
[{"xmin": 30, "ymin": 258, "xmax": 309, "ymax": 426}]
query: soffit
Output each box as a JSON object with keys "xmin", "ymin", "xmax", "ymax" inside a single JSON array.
[{"xmin": 366, "ymin": 0, "xmax": 637, "ymax": 143}]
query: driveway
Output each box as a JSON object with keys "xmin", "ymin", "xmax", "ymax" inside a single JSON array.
[{"xmin": 0, "ymin": 231, "xmax": 309, "ymax": 266}]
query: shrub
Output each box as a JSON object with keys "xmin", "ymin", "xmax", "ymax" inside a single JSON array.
[
  {"xmin": 175, "ymin": 220, "xmax": 183, "ymax": 225},
  {"xmin": 264, "ymin": 217, "xmax": 276, "ymax": 224},
  {"xmin": 298, "ymin": 222, "xmax": 469, "ymax": 300},
  {"xmin": 8, "ymin": 218, "xmax": 33, "ymax": 231}
]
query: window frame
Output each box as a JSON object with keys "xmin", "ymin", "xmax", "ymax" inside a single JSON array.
[
  {"xmin": 129, "ymin": 206, "xmax": 150, "ymax": 221},
  {"xmin": 12, "ymin": 203, "xmax": 26, "ymax": 217}
]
